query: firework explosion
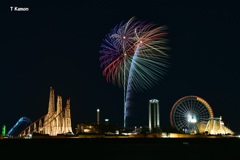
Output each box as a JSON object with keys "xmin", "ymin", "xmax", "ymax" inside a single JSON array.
[{"xmin": 99, "ymin": 17, "xmax": 169, "ymax": 128}]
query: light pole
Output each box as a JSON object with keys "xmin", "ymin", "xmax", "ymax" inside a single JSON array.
[{"xmin": 97, "ymin": 108, "xmax": 100, "ymax": 125}]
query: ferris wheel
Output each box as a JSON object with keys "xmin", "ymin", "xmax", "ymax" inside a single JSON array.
[{"xmin": 170, "ymin": 95, "xmax": 214, "ymax": 133}]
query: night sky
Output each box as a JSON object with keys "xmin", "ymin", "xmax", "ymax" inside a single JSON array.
[{"xmin": 1, "ymin": 1, "xmax": 240, "ymax": 133}]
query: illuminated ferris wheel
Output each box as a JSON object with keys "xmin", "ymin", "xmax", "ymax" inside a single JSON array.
[{"xmin": 170, "ymin": 95, "xmax": 214, "ymax": 133}]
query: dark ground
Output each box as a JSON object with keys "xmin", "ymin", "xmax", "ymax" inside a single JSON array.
[{"xmin": 1, "ymin": 137, "xmax": 239, "ymax": 159}]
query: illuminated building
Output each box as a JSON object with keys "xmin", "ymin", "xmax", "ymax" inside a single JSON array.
[
  {"xmin": 76, "ymin": 123, "xmax": 98, "ymax": 134},
  {"xmin": 197, "ymin": 116, "xmax": 234, "ymax": 135},
  {"xmin": 204, "ymin": 116, "xmax": 234, "ymax": 135}
]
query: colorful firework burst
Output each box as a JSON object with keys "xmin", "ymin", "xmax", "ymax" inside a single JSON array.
[{"xmin": 99, "ymin": 17, "xmax": 169, "ymax": 127}]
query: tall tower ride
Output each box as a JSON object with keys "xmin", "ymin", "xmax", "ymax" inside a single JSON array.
[{"xmin": 148, "ymin": 99, "xmax": 160, "ymax": 132}]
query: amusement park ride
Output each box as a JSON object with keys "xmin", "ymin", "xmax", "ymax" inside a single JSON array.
[
  {"xmin": 4, "ymin": 87, "xmax": 73, "ymax": 138},
  {"xmin": 2, "ymin": 94, "xmax": 235, "ymax": 139},
  {"xmin": 170, "ymin": 95, "xmax": 234, "ymax": 135}
]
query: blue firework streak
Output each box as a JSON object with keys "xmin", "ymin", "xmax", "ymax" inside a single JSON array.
[{"xmin": 125, "ymin": 44, "xmax": 141, "ymax": 125}]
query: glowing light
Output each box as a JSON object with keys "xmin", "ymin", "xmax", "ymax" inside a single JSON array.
[{"xmin": 187, "ymin": 114, "xmax": 197, "ymax": 123}]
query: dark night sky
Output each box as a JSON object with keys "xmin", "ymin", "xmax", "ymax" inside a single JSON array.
[{"xmin": 1, "ymin": 1, "xmax": 240, "ymax": 133}]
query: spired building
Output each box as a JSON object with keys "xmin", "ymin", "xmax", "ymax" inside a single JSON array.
[{"xmin": 42, "ymin": 87, "xmax": 73, "ymax": 136}]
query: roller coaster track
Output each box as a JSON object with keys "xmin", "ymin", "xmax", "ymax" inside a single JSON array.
[
  {"xmin": 17, "ymin": 114, "xmax": 48, "ymax": 137},
  {"xmin": 17, "ymin": 109, "xmax": 65, "ymax": 137},
  {"xmin": 7, "ymin": 117, "xmax": 32, "ymax": 137}
]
